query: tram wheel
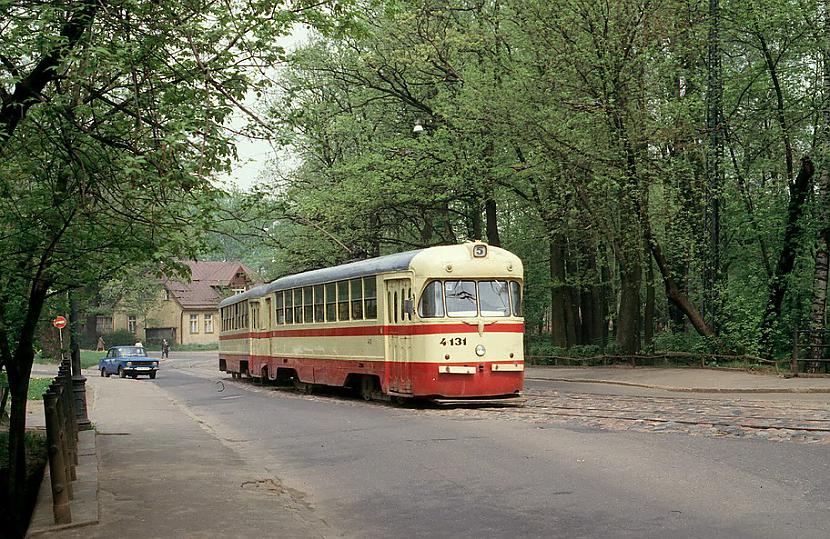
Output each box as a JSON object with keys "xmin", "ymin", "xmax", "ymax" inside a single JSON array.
[
  {"xmin": 359, "ymin": 376, "xmax": 375, "ymax": 401},
  {"xmin": 294, "ymin": 378, "xmax": 313, "ymax": 394}
]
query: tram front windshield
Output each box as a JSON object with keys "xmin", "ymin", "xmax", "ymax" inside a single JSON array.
[{"xmin": 419, "ymin": 280, "xmax": 519, "ymax": 318}]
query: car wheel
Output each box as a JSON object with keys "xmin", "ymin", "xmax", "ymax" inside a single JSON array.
[
  {"xmin": 130, "ymin": 374, "xmax": 137, "ymax": 379},
  {"xmin": 118, "ymin": 367, "xmax": 126, "ymax": 378},
  {"xmin": 149, "ymin": 371, "xmax": 156, "ymax": 380}
]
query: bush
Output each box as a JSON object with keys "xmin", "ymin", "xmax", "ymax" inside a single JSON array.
[{"xmin": 100, "ymin": 329, "xmax": 136, "ymax": 347}]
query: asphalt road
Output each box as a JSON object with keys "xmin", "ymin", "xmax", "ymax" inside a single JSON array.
[{"xmin": 152, "ymin": 352, "xmax": 830, "ymax": 538}]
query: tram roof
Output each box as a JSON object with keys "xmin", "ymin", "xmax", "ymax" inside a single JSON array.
[{"xmin": 218, "ymin": 248, "xmax": 424, "ymax": 308}]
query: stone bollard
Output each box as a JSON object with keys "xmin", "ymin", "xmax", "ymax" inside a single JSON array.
[{"xmin": 44, "ymin": 389, "xmax": 72, "ymax": 524}]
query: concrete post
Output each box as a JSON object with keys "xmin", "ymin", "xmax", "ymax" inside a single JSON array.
[
  {"xmin": 70, "ymin": 294, "xmax": 92, "ymax": 430},
  {"xmin": 44, "ymin": 390, "xmax": 72, "ymax": 524}
]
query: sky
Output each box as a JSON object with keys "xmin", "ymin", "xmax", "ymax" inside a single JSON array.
[{"xmin": 216, "ymin": 25, "xmax": 311, "ymax": 192}]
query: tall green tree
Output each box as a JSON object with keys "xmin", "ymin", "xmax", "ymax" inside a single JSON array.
[{"xmin": 0, "ymin": 1, "xmax": 345, "ymax": 531}]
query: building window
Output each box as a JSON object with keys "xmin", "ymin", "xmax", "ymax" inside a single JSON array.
[
  {"xmin": 164, "ymin": 289, "xmax": 171, "ymax": 301},
  {"xmin": 96, "ymin": 316, "xmax": 113, "ymax": 333},
  {"xmin": 128, "ymin": 316, "xmax": 137, "ymax": 333},
  {"xmin": 204, "ymin": 314, "xmax": 214, "ymax": 334},
  {"xmin": 190, "ymin": 314, "xmax": 199, "ymax": 334},
  {"xmin": 232, "ymin": 288, "xmax": 245, "ymax": 295}
]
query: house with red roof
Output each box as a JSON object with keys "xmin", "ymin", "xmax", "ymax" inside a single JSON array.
[{"xmin": 106, "ymin": 261, "xmax": 255, "ymax": 345}]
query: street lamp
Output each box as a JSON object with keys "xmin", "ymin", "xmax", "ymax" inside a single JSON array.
[{"xmin": 412, "ymin": 121, "xmax": 424, "ymax": 134}]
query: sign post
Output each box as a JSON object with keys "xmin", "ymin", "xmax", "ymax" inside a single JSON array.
[{"xmin": 53, "ymin": 316, "xmax": 68, "ymax": 359}]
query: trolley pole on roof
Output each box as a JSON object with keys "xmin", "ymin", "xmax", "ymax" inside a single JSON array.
[{"xmin": 69, "ymin": 292, "xmax": 91, "ymax": 430}]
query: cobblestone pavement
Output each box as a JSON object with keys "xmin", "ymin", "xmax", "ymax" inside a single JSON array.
[
  {"xmin": 224, "ymin": 376, "xmax": 830, "ymax": 445},
  {"xmin": 414, "ymin": 389, "xmax": 830, "ymax": 444}
]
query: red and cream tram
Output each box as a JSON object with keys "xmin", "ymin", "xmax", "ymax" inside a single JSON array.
[{"xmin": 218, "ymin": 242, "xmax": 524, "ymax": 401}]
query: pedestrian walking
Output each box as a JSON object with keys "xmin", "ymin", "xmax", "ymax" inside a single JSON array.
[
  {"xmin": 161, "ymin": 338, "xmax": 170, "ymax": 359},
  {"xmin": 96, "ymin": 336, "xmax": 106, "ymax": 351}
]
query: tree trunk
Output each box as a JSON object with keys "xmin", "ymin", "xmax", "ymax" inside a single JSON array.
[
  {"xmin": 549, "ymin": 236, "xmax": 568, "ymax": 348},
  {"xmin": 644, "ymin": 248, "xmax": 656, "ymax": 349},
  {"xmin": 485, "ymin": 198, "xmax": 501, "ymax": 246},
  {"xmin": 759, "ymin": 156, "xmax": 815, "ymax": 357},
  {"xmin": 470, "ymin": 201, "xmax": 482, "ymax": 241},
  {"xmin": 440, "ymin": 202, "xmax": 457, "ymax": 244},
  {"xmin": 5, "ymin": 277, "xmax": 50, "ymax": 532},
  {"xmin": 616, "ymin": 262, "xmax": 641, "ymax": 354},
  {"xmin": 810, "ymin": 231, "xmax": 829, "ymax": 361},
  {"xmin": 808, "ymin": 0, "xmax": 830, "ymax": 364},
  {"xmin": 704, "ymin": 0, "xmax": 723, "ymax": 331},
  {"xmin": 644, "ymin": 219, "xmax": 717, "ymax": 339},
  {"xmin": 565, "ymin": 245, "xmax": 580, "ymax": 345}
]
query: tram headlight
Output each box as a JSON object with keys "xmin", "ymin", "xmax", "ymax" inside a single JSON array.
[
  {"xmin": 475, "ymin": 344, "xmax": 486, "ymax": 357},
  {"xmin": 473, "ymin": 244, "xmax": 488, "ymax": 258}
]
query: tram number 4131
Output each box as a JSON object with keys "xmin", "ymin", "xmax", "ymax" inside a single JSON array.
[{"xmin": 440, "ymin": 337, "xmax": 466, "ymax": 346}]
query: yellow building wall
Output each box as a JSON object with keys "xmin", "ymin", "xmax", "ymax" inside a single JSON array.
[
  {"xmin": 180, "ymin": 311, "xmax": 219, "ymax": 345},
  {"xmin": 111, "ymin": 290, "xmax": 220, "ymax": 345}
]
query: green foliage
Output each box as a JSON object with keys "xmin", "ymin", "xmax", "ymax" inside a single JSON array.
[
  {"xmin": 25, "ymin": 379, "xmax": 51, "ymax": 401},
  {"xmin": 0, "ymin": 1, "xmax": 358, "ymax": 510},
  {"xmin": 651, "ymin": 331, "xmax": 718, "ymax": 355},
  {"xmin": 243, "ymin": 0, "xmax": 830, "ymax": 362},
  {"xmin": 99, "ymin": 330, "xmax": 137, "ymax": 348}
]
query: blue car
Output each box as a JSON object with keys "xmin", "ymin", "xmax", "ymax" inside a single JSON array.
[{"xmin": 98, "ymin": 346, "xmax": 159, "ymax": 379}]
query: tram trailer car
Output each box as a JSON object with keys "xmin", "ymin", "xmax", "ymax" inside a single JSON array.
[{"xmin": 218, "ymin": 243, "xmax": 524, "ymax": 401}]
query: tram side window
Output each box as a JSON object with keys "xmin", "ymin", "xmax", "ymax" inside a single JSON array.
[
  {"xmin": 418, "ymin": 281, "xmax": 445, "ymax": 318},
  {"xmin": 337, "ymin": 281, "xmax": 350, "ymax": 321},
  {"xmin": 325, "ymin": 283, "xmax": 336, "ymax": 321},
  {"xmin": 243, "ymin": 301, "xmax": 249, "ymax": 328},
  {"xmin": 314, "ymin": 284, "xmax": 325, "ymax": 322},
  {"xmin": 276, "ymin": 292, "xmax": 285, "ymax": 325},
  {"xmin": 250, "ymin": 303, "xmax": 259, "ymax": 330},
  {"xmin": 350, "ymin": 278, "xmax": 363, "ymax": 320},
  {"xmin": 286, "ymin": 290, "xmax": 294, "ymax": 324},
  {"xmin": 293, "ymin": 289, "xmax": 303, "ymax": 323},
  {"xmin": 303, "ymin": 287, "xmax": 313, "ymax": 323},
  {"xmin": 510, "ymin": 281, "xmax": 523, "ymax": 316},
  {"xmin": 479, "ymin": 280, "xmax": 510, "ymax": 317},
  {"xmin": 363, "ymin": 277, "xmax": 377, "ymax": 319},
  {"xmin": 445, "ymin": 280, "xmax": 477, "ymax": 317}
]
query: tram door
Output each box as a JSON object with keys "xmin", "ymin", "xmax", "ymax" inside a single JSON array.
[{"xmin": 385, "ymin": 278, "xmax": 412, "ymax": 394}]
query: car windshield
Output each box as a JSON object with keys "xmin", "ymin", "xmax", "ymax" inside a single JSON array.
[{"xmin": 117, "ymin": 346, "xmax": 146, "ymax": 357}]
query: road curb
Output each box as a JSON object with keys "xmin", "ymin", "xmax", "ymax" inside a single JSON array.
[
  {"xmin": 525, "ymin": 377, "xmax": 830, "ymax": 394},
  {"xmin": 26, "ymin": 429, "xmax": 99, "ymax": 537}
]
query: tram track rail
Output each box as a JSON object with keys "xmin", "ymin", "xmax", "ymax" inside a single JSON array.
[{"xmin": 452, "ymin": 389, "xmax": 830, "ymax": 441}]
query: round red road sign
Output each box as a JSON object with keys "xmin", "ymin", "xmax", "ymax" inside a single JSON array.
[{"xmin": 52, "ymin": 316, "xmax": 68, "ymax": 329}]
